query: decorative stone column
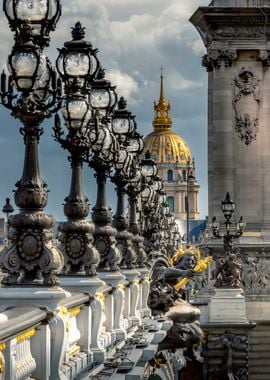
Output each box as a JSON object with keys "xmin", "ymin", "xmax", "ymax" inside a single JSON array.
[{"xmin": 191, "ymin": 0, "xmax": 270, "ymax": 322}]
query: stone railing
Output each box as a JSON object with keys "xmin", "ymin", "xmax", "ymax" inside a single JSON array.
[{"xmin": 0, "ymin": 269, "xmax": 153, "ymax": 380}]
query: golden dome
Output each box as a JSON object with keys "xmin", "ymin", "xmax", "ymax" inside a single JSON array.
[
  {"xmin": 144, "ymin": 130, "xmax": 192, "ymax": 164},
  {"xmin": 143, "ymin": 70, "xmax": 192, "ymax": 164}
]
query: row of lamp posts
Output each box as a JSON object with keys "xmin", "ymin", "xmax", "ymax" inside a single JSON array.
[{"xmin": 0, "ymin": 0, "xmax": 182, "ymax": 287}]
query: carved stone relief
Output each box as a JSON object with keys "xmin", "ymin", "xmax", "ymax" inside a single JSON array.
[
  {"xmin": 233, "ymin": 67, "xmax": 260, "ymax": 145},
  {"xmin": 202, "ymin": 49, "xmax": 237, "ymax": 72},
  {"xmin": 242, "ymin": 254, "xmax": 270, "ymax": 294},
  {"xmin": 207, "ymin": 332, "xmax": 248, "ymax": 380},
  {"xmin": 213, "ymin": 26, "xmax": 270, "ymax": 40}
]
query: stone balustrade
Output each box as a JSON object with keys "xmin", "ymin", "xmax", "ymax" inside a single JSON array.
[{"xmin": 0, "ymin": 268, "xmax": 153, "ymax": 380}]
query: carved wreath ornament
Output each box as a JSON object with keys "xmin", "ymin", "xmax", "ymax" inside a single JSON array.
[{"xmin": 233, "ymin": 67, "xmax": 260, "ymax": 145}]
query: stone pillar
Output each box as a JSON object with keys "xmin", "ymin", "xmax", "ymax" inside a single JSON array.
[{"xmin": 191, "ymin": 0, "xmax": 270, "ymax": 321}]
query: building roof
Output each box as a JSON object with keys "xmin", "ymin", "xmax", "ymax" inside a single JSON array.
[{"xmin": 143, "ymin": 70, "xmax": 192, "ymax": 164}]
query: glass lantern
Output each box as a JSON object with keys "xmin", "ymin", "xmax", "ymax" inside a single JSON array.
[
  {"xmin": 89, "ymin": 68, "xmax": 117, "ymax": 118},
  {"xmin": 62, "ymin": 98, "xmax": 92, "ymax": 130},
  {"xmin": 112, "ymin": 97, "xmax": 135, "ymax": 143},
  {"xmin": 8, "ymin": 47, "xmax": 40, "ymax": 91},
  {"xmin": 221, "ymin": 192, "xmax": 235, "ymax": 220},
  {"xmin": 4, "ymin": 0, "xmax": 61, "ymax": 44},
  {"xmin": 141, "ymin": 151, "xmax": 158, "ymax": 180},
  {"xmin": 127, "ymin": 132, "xmax": 144, "ymax": 155},
  {"xmin": 56, "ymin": 22, "xmax": 99, "ymax": 92}
]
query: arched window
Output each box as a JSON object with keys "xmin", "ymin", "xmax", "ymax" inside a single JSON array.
[
  {"xmin": 167, "ymin": 196, "xmax": 175, "ymax": 212},
  {"xmin": 182, "ymin": 170, "xmax": 186, "ymax": 181},
  {"xmin": 167, "ymin": 169, "xmax": 173, "ymax": 182}
]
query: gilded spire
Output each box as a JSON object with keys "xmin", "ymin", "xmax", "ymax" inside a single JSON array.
[{"xmin": 153, "ymin": 67, "xmax": 172, "ymax": 132}]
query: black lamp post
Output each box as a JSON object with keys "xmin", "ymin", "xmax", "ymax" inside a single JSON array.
[
  {"xmin": 211, "ymin": 192, "xmax": 246, "ymax": 288},
  {"xmin": 186, "ymin": 159, "xmax": 195, "ymax": 247},
  {"xmin": 86, "ymin": 77, "xmax": 120, "ymax": 271},
  {"xmin": 111, "ymin": 97, "xmax": 145, "ymax": 268},
  {"xmin": 53, "ymin": 22, "xmax": 100, "ymax": 276},
  {"xmin": 0, "ymin": 0, "xmax": 63, "ymax": 286}
]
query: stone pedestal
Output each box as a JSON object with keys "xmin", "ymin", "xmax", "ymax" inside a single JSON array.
[
  {"xmin": 137, "ymin": 267, "xmax": 151, "ymax": 318},
  {"xmin": 121, "ymin": 269, "xmax": 141, "ymax": 326},
  {"xmin": 0, "ymin": 286, "xmax": 71, "ymax": 312},
  {"xmin": 98, "ymin": 271, "xmax": 126, "ymax": 340},
  {"xmin": 60, "ymin": 275, "xmax": 105, "ymax": 296},
  {"xmin": 209, "ymin": 288, "xmax": 248, "ymax": 324}
]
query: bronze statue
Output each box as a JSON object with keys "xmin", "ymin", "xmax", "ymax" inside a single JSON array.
[{"xmin": 148, "ymin": 250, "xmax": 203, "ymax": 361}]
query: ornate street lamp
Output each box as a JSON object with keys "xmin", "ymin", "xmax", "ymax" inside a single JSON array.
[
  {"xmin": 86, "ymin": 87, "xmax": 120, "ymax": 271},
  {"xmin": 0, "ymin": 0, "xmax": 63, "ymax": 286},
  {"xmin": 111, "ymin": 98, "xmax": 145, "ymax": 269},
  {"xmin": 56, "ymin": 21, "xmax": 99, "ymax": 93},
  {"xmin": 186, "ymin": 159, "xmax": 195, "ymax": 247},
  {"xmin": 89, "ymin": 68, "xmax": 117, "ymax": 118},
  {"xmin": 211, "ymin": 192, "xmax": 246, "ymax": 288},
  {"xmin": 4, "ymin": 0, "xmax": 61, "ymax": 47},
  {"xmin": 54, "ymin": 23, "xmax": 99, "ymax": 276}
]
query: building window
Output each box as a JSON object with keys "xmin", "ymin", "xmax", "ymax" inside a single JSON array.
[
  {"xmin": 167, "ymin": 169, "xmax": 173, "ymax": 182},
  {"xmin": 182, "ymin": 170, "xmax": 186, "ymax": 181},
  {"xmin": 167, "ymin": 196, "xmax": 175, "ymax": 212}
]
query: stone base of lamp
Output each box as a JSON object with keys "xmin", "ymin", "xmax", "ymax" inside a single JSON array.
[
  {"xmin": 0, "ymin": 286, "xmax": 71, "ymax": 312},
  {"xmin": 209, "ymin": 288, "xmax": 248, "ymax": 324},
  {"xmin": 98, "ymin": 271, "xmax": 127, "ymax": 340},
  {"xmin": 59, "ymin": 275, "xmax": 105, "ymax": 296},
  {"xmin": 121, "ymin": 268, "xmax": 141, "ymax": 326},
  {"xmin": 137, "ymin": 267, "xmax": 151, "ymax": 318}
]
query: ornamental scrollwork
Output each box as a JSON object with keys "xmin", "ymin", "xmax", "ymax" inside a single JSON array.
[
  {"xmin": 202, "ymin": 49, "xmax": 237, "ymax": 72},
  {"xmin": 233, "ymin": 67, "xmax": 260, "ymax": 145}
]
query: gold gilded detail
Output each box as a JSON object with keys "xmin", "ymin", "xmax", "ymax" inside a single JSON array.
[
  {"xmin": 68, "ymin": 344, "xmax": 80, "ymax": 356},
  {"xmin": 0, "ymin": 343, "xmax": 5, "ymax": 352},
  {"xmin": 175, "ymin": 255, "xmax": 213, "ymax": 291},
  {"xmin": 16, "ymin": 328, "xmax": 36, "ymax": 343},
  {"xmin": 153, "ymin": 69, "xmax": 172, "ymax": 132},
  {"xmin": 69, "ymin": 307, "xmax": 81, "ymax": 318},
  {"xmin": 96, "ymin": 293, "xmax": 106, "ymax": 302},
  {"xmin": 0, "ymin": 342, "xmax": 5, "ymax": 374},
  {"xmin": 59, "ymin": 307, "xmax": 68, "ymax": 317},
  {"xmin": 143, "ymin": 70, "xmax": 192, "ymax": 164},
  {"xmin": 118, "ymin": 283, "xmax": 125, "ymax": 292}
]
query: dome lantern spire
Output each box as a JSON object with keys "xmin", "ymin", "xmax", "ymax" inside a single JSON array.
[{"xmin": 153, "ymin": 67, "xmax": 172, "ymax": 132}]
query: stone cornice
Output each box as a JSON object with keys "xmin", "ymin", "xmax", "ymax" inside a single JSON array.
[{"xmin": 190, "ymin": 7, "xmax": 270, "ymax": 46}]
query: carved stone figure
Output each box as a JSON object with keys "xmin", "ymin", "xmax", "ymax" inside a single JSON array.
[
  {"xmin": 233, "ymin": 67, "xmax": 260, "ymax": 145},
  {"xmin": 148, "ymin": 253, "xmax": 203, "ymax": 361},
  {"xmin": 242, "ymin": 254, "xmax": 270, "ymax": 293},
  {"xmin": 212, "ymin": 250, "xmax": 242, "ymax": 288},
  {"xmin": 209, "ymin": 333, "xmax": 248, "ymax": 380}
]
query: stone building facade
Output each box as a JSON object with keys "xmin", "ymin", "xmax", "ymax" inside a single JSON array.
[{"xmin": 143, "ymin": 72, "xmax": 201, "ymax": 238}]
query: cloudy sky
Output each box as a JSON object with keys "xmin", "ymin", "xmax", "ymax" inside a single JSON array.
[{"xmin": 0, "ymin": 0, "xmax": 209, "ymax": 221}]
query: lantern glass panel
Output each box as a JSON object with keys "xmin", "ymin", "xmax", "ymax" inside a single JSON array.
[
  {"xmin": 90, "ymin": 89, "xmax": 110, "ymax": 108},
  {"xmin": 62, "ymin": 100, "xmax": 91, "ymax": 129},
  {"xmin": 35, "ymin": 53, "xmax": 49, "ymax": 88},
  {"xmin": 141, "ymin": 187, "xmax": 151, "ymax": 202},
  {"xmin": 65, "ymin": 52, "xmax": 90, "ymax": 76},
  {"xmin": 141, "ymin": 165, "xmax": 154, "ymax": 178},
  {"xmin": 11, "ymin": 52, "xmax": 37, "ymax": 76},
  {"xmin": 112, "ymin": 118, "xmax": 130, "ymax": 134},
  {"xmin": 16, "ymin": 0, "xmax": 48, "ymax": 21},
  {"xmin": 10, "ymin": 51, "xmax": 38, "ymax": 89}
]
